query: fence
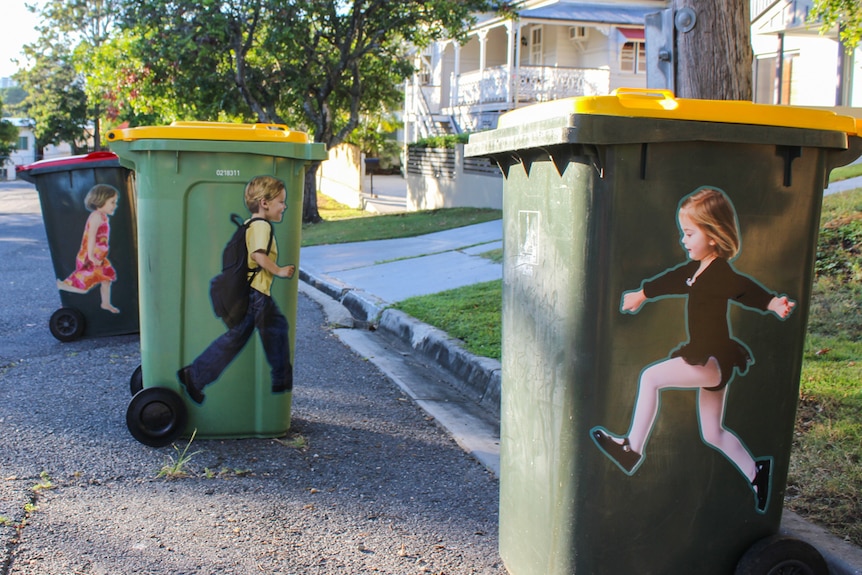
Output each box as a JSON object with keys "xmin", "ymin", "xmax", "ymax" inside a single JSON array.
[{"xmin": 406, "ymin": 144, "xmax": 502, "ymax": 210}]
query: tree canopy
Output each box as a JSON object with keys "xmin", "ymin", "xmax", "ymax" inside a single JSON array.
[
  {"xmin": 15, "ymin": 33, "xmax": 90, "ymax": 154},
  {"xmin": 811, "ymin": 0, "xmax": 862, "ymax": 50},
  {"xmin": 116, "ymin": 0, "xmax": 499, "ymax": 221},
  {"xmin": 0, "ymin": 110, "xmax": 19, "ymax": 160}
]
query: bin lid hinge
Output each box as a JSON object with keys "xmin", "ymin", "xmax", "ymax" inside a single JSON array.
[{"xmin": 776, "ymin": 145, "xmax": 801, "ymax": 187}]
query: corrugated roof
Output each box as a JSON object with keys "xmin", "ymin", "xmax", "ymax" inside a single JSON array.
[{"xmin": 519, "ymin": 1, "xmax": 658, "ymax": 25}]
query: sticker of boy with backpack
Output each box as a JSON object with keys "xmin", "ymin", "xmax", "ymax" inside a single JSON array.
[{"xmin": 177, "ymin": 175, "xmax": 295, "ymax": 405}]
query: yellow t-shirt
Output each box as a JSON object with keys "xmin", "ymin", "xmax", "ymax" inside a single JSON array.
[{"xmin": 245, "ymin": 219, "xmax": 277, "ymax": 296}]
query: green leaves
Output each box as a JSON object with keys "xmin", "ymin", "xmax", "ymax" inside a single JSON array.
[{"xmin": 810, "ymin": 0, "xmax": 862, "ymax": 50}]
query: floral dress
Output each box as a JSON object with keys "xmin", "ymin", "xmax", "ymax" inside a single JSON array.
[{"xmin": 60, "ymin": 212, "xmax": 116, "ymax": 291}]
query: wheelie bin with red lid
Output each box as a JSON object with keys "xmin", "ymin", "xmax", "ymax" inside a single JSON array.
[{"xmin": 17, "ymin": 151, "xmax": 138, "ymax": 341}]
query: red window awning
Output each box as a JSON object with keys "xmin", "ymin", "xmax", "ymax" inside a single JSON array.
[{"xmin": 619, "ymin": 28, "xmax": 645, "ymax": 41}]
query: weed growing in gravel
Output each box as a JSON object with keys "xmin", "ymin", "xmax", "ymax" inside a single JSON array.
[
  {"xmin": 31, "ymin": 471, "xmax": 53, "ymax": 493},
  {"xmin": 157, "ymin": 430, "xmax": 201, "ymax": 479},
  {"xmin": 274, "ymin": 432, "xmax": 308, "ymax": 449}
]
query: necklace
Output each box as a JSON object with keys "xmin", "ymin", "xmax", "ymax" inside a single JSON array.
[{"xmin": 686, "ymin": 255, "xmax": 717, "ymax": 287}]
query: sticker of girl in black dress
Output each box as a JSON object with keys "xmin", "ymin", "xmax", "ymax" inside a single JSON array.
[{"xmin": 590, "ymin": 186, "xmax": 796, "ymax": 514}]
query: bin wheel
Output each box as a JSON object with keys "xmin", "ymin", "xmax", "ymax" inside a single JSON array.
[
  {"xmin": 126, "ymin": 387, "xmax": 188, "ymax": 448},
  {"xmin": 49, "ymin": 307, "xmax": 85, "ymax": 342},
  {"xmin": 735, "ymin": 535, "xmax": 828, "ymax": 575},
  {"xmin": 129, "ymin": 365, "xmax": 143, "ymax": 396}
]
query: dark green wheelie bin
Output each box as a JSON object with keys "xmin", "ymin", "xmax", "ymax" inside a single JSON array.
[
  {"xmin": 17, "ymin": 152, "xmax": 138, "ymax": 341},
  {"xmin": 465, "ymin": 89, "xmax": 862, "ymax": 575},
  {"xmin": 107, "ymin": 122, "xmax": 326, "ymax": 448}
]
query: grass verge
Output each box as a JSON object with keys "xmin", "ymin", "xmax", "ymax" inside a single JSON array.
[
  {"xmin": 829, "ymin": 161, "xmax": 862, "ymax": 183},
  {"xmin": 301, "ymin": 194, "xmax": 501, "ymax": 247}
]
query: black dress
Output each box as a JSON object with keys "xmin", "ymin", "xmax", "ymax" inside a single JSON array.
[{"xmin": 641, "ymin": 258, "xmax": 775, "ymax": 391}]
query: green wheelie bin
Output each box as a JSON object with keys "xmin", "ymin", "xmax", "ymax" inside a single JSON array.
[
  {"xmin": 464, "ymin": 89, "xmax": 862, "ymax": 575},
  {"xmin": 107, "ymin": 122, "xmax": 326, "ymax": 447},
  {"xmin": 16, "ymin": 152, "xmax": 138, "ymax": 341}
]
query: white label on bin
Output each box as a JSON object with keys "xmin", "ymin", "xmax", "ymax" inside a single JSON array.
[
  {"xmin": 216, "ymin": 169, "xmax": 241, "ymax": 177},
  {"xmin": 517, "ymin": 210, "xmax": 539, "ymax": 275}
]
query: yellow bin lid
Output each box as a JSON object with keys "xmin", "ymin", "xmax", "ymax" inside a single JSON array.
[
  {"xmin": 106, "ymin": 121, "xmax": 311, "ymax": 143},
  {"xmin": 496, "ymin": 88, "xmax": 861, "ymax": 135}
]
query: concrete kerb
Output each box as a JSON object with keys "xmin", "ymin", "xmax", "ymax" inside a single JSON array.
[
  {"xmin": 298, "ymin": 268, "xmax": 503, "ymax": 418},
  {"xmin": 377, "ymin": 309, "xmax": 501, "ymax": 415},
  {"xmin": 299, "ymin": 268, "xmax": 388, "ymax": 329}
]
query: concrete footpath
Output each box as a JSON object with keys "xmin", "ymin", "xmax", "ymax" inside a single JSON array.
[{"xmin": 302, "ymin": 175, "xmax": 862, "ymax": 575}]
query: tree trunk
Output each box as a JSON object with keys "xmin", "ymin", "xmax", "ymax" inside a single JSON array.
[
  {"xmin": 674, "ymin": 0, "xmax": 753, "ymax": 100},
  {"xmin": 302, "ymin": 159, "xmax": 323, "ymax": 224}
]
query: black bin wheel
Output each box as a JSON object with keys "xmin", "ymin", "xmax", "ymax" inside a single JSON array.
[
  {"xmin": 129, "ymin": 365, "xmax": 143, "ymax": 396},
  {"xmin": 126, "ymin": 387, "xmax": 188, "ymax": 448},
  {"xmin": 49, "ymin": 307, "xmax": 85, "ymax": 342},
  {"xmin": 735, "ymin": 535, "xmax": 829, "ymax": 575}
]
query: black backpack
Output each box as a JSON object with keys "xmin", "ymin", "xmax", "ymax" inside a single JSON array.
[{"xmin": 209, "ymin": 214, "xmax": 273, "ymax": 328}]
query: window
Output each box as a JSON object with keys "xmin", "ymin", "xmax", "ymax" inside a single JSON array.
[
  {"xmin": 530, "ymin": 26, "xmax": 543, "ymax": 65},
  {"xmin": 620, "ymin": 41, "xmax": 646, "ymax": 74},
  {"xmin": 754, "ymin": 53, "xmax": 797, "ymax": 105},
  {"xmin": 17, "ymin": 136, "xmax": 29, "ymax": 151}
]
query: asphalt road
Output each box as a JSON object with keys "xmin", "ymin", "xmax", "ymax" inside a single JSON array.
[{"xmin": 0, "ymin": 182, "xmax": 504, "ymax": 574}]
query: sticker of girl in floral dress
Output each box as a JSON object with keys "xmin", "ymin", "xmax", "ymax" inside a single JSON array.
[
  {"xmin": 590, "ymin": 186, "xmax": 796, "ymax": 514},
  {"xmin": 56, "ymin": 184, "xmax": 121, "ymax": 313}
]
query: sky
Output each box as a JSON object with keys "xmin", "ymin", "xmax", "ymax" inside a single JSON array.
[{"xmin": 1, "ymin": 0, "xmax": 45, "ymax": 79}]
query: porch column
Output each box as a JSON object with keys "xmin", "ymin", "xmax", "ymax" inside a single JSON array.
[
  {"xmin": 478, "ymin": 29, "xmax": 488, "ymax": 105},
  {"xmin": 506, "ymin": 20, "xmax": 516, "ymax": 105},
  {"xmin": 452, "ymin": 41, "xmax": 461, "ymax": 108}
]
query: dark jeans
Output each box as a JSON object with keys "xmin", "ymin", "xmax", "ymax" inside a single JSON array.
[{"xmin": 188, "ymin": 289, "xmax": 292, "ymax": 393}]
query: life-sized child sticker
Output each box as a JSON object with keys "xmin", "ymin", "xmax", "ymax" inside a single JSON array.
[
  {"xmin": 56, "ymin": 184, "xmax": 121, "ymax": 314},
  {"xmin": 177, "ymin": 175, "xmax": 296, "ymax": 406},
  {"xmin": 590, "ymin": 186, "xmax": 797, "ymax": 514}
]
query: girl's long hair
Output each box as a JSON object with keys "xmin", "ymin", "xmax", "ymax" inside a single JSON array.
[
  {"xmin": 679, "ymin": 187, "xmax": 740, "ymax": 260},
  {"xmin": 84, "ymin": 184, "xmax": 119, "ymax": 211}
]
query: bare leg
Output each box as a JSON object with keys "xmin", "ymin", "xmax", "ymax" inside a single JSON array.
[
  {"xmin": 57, "ymin": 279, "xmax": 88, "ymax": 294},
  {"xmin": 623, "ymin": 357, "xmax": 721, "ymax": 454},
  {"xmin": 100, "ymin": 281, "xmax": 120, "ymax": 313},
  {"xmin": 697, "ymin": 386, "xmax": 757, "ymax": 480}
]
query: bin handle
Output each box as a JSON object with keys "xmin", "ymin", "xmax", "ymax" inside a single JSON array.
[
  {"xmin": 610, "ymin": 88, "xmax": 679, "ymax": 110},
  {"xmin": 252, "ymin": 123, "xmax": 290, "ymax": 132}
]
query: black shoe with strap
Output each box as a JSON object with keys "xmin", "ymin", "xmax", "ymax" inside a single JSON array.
[
  {"xmin": 752, "ymin": 458, "xmax": 772, "ymax": 513},
  {"xmin": 592, "ymin": 428, "xmax": 642, "ymax": 474}
]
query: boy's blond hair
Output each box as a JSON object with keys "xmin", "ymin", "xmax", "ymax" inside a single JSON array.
[
  {"xmin": 84, "ymin": 184, "xmax": 119, "ymax": 211},
  {"xmin": 245, "ymin": 176, "xmax": 286, "ymax": 213},
  {"xmin": 679, "ymin": 187, "xmax": 740, "ymax": 260}
]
